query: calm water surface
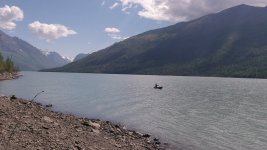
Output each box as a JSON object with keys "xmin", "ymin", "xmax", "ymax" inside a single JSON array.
[{"xmin": 1, "ymin": 71, "xmax": 267, "ymax": 150}]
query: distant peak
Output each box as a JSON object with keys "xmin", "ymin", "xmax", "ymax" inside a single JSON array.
[
  {"xmin": 218, "ymin": 4, "xmax": 265, "ymax": 15},
  {"xmin": 236, "ymin": 4, "xmax": 251, "ymax": 7},
  {"xmin": 231, "ymin": 4, "xmax": 264, "ymax": 9}
]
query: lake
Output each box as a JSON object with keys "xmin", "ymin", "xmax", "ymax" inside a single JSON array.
[{"xmin": 1, "ymin": 71, "xmax": 267, "ymax": 150}]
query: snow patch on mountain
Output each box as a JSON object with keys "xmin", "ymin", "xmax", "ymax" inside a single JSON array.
[
  {"xmin": 61, "ymin": 55, "xmax": 73, "ymax": 62},
  {"xmin": 41, "ymin": 50, "xmax": 73, "ymax": 63},
  {"xmin": 41, "ymin": 50, "xmax": 51, "ymax": 56}
]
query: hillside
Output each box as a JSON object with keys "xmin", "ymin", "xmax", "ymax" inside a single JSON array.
[
  {"xmin": 73, "ymin": 53, "xmax": 88, "ymax": 62},
  {"xmin": 0, "ymin": 31, "xmax": 71, "ymax": 71},
  {"xmin": 43, "ymin": 5, "xmax": 267, "ymax": 78}
]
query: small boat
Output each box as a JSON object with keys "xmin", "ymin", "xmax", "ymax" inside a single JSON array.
[
  {"xmin": 154, "ymin": 86, "xmax": 163, "ymax": 89},
  {"xmin": 154, "ymin": 84, "xmax": 163, "ymax": 89}
]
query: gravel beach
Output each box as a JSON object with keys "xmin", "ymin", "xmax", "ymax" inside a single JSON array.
[{"xmin": 0, "ymin": 96, "xmax": 167, "ymax": 150}]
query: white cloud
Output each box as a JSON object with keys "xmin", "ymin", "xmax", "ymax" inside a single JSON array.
[
  {"xmin": 101, "ymin": 1, "xmax": 106, "ymax": 6},
  {"xmin": 110, "ymin": 2, "xmax": 119, "ymax": 9},
  {"xmin": 104, "ymin": 27, "xmax": 120, "ymax": 33},
  {"xmin": 108, "ymin": 34, "xmax": 128, "ymax": 40},
  {"xmin": 28, "ymin": 21, "xmax": 77, "ymax": 42},
  {"xmin": 0, "ymin": 5, "xmax": 24, "ymax": 30},
  {"xmin": 104, "ymin": 27, "xmax": 127, "ymax": 40},
  {"xmin": 118, "ymin": 0, "xmax": 267, "ymax": 22}
]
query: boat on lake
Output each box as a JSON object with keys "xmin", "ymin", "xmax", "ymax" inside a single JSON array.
[{"xmin": 154, "ymin": 84, "xmax": 163, "ymax": 89}]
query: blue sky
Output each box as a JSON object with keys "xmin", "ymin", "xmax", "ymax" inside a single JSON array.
[{"xmin": 0, "ymin": 0, "xmax": 266, "ymax": 58}]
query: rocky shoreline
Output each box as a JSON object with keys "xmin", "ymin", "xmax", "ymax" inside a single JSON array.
[
  {"xmin": 0, "ymin": 96, "xmax": 168, "ymax": 150},
  {"xmin": 0, "ymin": 72, "xmax": 21, "ymax": 81}
]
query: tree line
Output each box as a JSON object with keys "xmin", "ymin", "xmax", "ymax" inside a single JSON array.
[{"xmin": 0, "ymin": 53, "xmax": 18, "ymax": 73}]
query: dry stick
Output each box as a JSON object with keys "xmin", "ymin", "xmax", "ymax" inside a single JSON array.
[{"xmin": 31, "ymin": 91, "xmax": 44, "ymax": 102}]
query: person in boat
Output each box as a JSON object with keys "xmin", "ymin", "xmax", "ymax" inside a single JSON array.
[{"xmin": 154, "ymin": 84, "xmax": 163, "ymax": 89}]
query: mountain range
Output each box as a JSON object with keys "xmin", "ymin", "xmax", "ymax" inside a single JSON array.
[
  {"xmin": 38, "ymin": 5, "xmax": 267, "ymax": 78},
  {"xmin": 0, "ymin": 30, "xmax": 72, "ymax": 71},
  {"xmin": 41, "ymin": 50, "xmax": 72, "ymax": 66}
]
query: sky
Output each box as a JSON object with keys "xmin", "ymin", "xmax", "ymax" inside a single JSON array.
[{"xmin": 0, "ymin": 0, "xmax": 267, "ymax": 58}]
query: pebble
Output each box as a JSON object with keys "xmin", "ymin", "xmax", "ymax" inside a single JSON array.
[
  {"xmin": 143, "ymin": 134, "xmax": 150, "ymax": 138},
  {"xmin": 88, "ymin": 121, "xmax": 101, "ymax": 129},
  {"xmin": 43, "ymin": 116, "xmax": 53, "ymax": 123},
  {"xmin": 91, "ymin": 129, "xmax": 100, "ymax": 134},
  {"xmin": 42, "ymin": 125, "xmax": 49, "ymax": 130}
]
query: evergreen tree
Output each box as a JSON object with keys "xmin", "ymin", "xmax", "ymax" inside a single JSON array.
[
  {"xmin": 5, "ymin": 57, "xmax": 15, "ymax": 72},
  {"xmin": 0, "ymin": 53, "xmax": 5, "ymax": 73},
  {"xmin": 0, "ymin": 52, "xmax": 19, "ymax": 73}
]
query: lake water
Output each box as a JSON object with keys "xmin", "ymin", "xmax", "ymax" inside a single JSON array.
[{"xmin": 1, "ymin": 71, "xmax": 267, "ymax": 150}]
